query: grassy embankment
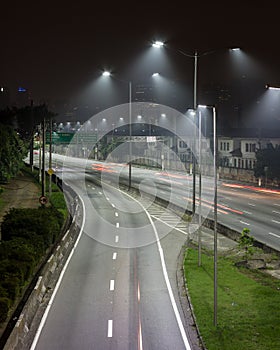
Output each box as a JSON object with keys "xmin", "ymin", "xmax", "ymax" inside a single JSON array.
[{"xmin": 184, "ymin": 248, "xmax": 280, "ymax": 350}]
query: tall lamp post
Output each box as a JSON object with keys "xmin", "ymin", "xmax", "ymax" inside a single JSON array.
[
  {"xmin": 102, "ymin": 71, "xmax": 132, "ymax": 189},
  {"xmin": 152, "ymin": 41, "xmax": 239, "ymax": 216},
  {"xmin": 199, "ymin": 104, "xmax": 218, "ymax": 326}
]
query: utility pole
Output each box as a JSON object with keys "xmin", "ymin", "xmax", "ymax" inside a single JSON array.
[
  {"xmin": 41, "ymin": 117, "xmax": 46, "ymax": 201},
  {"xmin": 29, "ymin": 100, "xmax": 34, "ymax": 172},
  {"xmin": 49, "ymin": 118, "xmax": 52, "ymax": 196}
]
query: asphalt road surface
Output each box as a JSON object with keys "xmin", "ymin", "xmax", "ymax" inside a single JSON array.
[{"xmin": 31, "ymin": 170, "xmax": 192, "ymax": 350}]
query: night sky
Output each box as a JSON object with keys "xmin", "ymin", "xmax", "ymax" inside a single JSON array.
[{"xmin": 1, "ymin": 1, "xmax": 280, "ymax": 130}]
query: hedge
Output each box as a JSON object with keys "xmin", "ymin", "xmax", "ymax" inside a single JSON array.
[{"xmin": 0, "ymin": 206, "xmax": 64, "ymax": 324}]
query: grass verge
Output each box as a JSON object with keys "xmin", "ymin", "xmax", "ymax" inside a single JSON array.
[{"xmin": 184, "ymin": 248, "xmax": 280, "ymax": 350}]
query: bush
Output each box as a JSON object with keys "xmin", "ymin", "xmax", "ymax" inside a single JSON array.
[
  {"xmin": 238, "ymin": 228, "xmax": 255, "ymax": 263},
  {"xmin": 1, "ymin": 277, "xmax": 20, "ymax": 303},
  {"xmin": 1, "ymin": 207, "xmax": 64, "ymax": 246},
  {"xmin": 0, "ymin": 297, "xmax": 10, "ymax": 323}
]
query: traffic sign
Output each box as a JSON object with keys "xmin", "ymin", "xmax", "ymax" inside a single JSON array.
[
  {"xmin": 39, "ymin": 196, "xmax": 48, "ymax": 205},
  {"xmin": 46, "ymin": 132, "xmax": 74, "ymax": 144},
  {"xmin": 47, "ymin": 168, "xmax": 54, "ymax": 175},
  {"xmin": 72, "ymin": 133, "xmax": 98, "ymax": 144},
  {"xmin": 46, "ymin": 132, "xmax": 97, "ymax": 144}
]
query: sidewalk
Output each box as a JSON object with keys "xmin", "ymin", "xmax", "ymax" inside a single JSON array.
[{"xmin": 0, "ymin": 172, "xmax": 40, "ymax": 234}]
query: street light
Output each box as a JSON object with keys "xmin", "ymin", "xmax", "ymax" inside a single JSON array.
[
  {"xmin": 199, "ymin": 104, "xmax": 218, "ymax": 327},
  {"xmin": 102, "ymin": 71, "xmax": 132, "ymax": 189},
  {"xmin": 265, "ymin": 84, "xmax": 280, "ymax": 91},
  {"xmin": 152, "ymin": 41, "xmax": 240, "ymax": 216}
]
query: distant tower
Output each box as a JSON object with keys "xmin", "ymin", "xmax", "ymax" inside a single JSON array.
[{"xmin": 16, "ymin": 87, "xmax": 31, "ymax": 107}]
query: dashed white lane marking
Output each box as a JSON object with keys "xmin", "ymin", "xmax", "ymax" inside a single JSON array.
[
  {"xmin": 112, "ymin": 252, "xmax": 117, "ymax": 260},
  {"xmin": 98, "ymin": 191, "xmax": 102, "ymax": 195},
  {"xmin": 106, "ymin": 197, "xmax": 110, "ymax": 201},
  {"xmin": 92, "ymin": 187, "xmax": 95, "ymax": 190},
  {"xmin": 272, "ymin": 219, "xmax": 280, "ymax": 225},
  {"xmin": 116, "ymin": 222, "xmax": 119, "ymax": 228},
  {"xmin": 240, "ymin": 220, "xmax": 250, "ymax": 226},
  {"xmin": 115, "ymin": 235, "xmax": 119, "ymax": 243},
  {"xmin": 111, "ymin": 204, "xmax": 115, "ymax": 208},
  {"xmin": 107, "ymin": 320, "xmax": 113, "ymax": 337},
  {"xmin": 243, "ymin": 211, "xmax": 252, "ymax": 215},
  {"xmin": 110, "ymin": 280, "xmax": 115, "ymax": 291},
  {"xmin": 137, "ymin": 282, "xmax": 141, "ymax": 302},
  {"xmin": 248, "ymin": 203, "xmax": 256, "ymax": 207},
  {"xmin": 269, "ymin": 232, "xmax": 280, "ymax": 238},
  {"xmin": 115, "ymin": 212, "xmax": 119, "ymax": 217},
  {"xmin": 272, "ymin": 210, "xmax": 280, "ymax": 215}
]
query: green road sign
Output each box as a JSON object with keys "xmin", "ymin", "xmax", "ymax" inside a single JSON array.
[
  {"xmin": 73, "ymin": 133, "xmax": 98, "ymax": 144},
  {"xmin": 46, "ymin": 132, "xmax": 74, "ymax": 144},
  {"xmin": 46, "ymin": 132, "xmax": 97, "ymax": 145}
]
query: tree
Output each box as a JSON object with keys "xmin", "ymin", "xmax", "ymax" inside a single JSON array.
[
  {"xmin": 0, "ymin": 124, "xmax": 27, "ymax": 183},
  {"xmin": 254, "ymin": 144, "xmax": 280, "ymax": 183}
]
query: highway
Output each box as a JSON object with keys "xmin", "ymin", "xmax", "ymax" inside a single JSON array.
[
  {"xmin": 43, "ymin": 153, "xmax": 280, "ymax": 250},
  {"xmin": 29, "ymin": 153, "xmax": 280, "ymax": 349},
  {"xmin": 53, "ymin": 155, "xmax": 280, "ymax": 251},
  {"xmin": 31, "ymin": 168, "xmax": 192, "ymax": 350},
  {"xmin": 88, "ymin": 160, "xmax": 280, "ymax": 251}
]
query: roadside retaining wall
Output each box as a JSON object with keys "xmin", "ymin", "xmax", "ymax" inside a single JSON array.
[{"xmin": 3, "ymin": 184, "xmax": 82, "ymax": 350}]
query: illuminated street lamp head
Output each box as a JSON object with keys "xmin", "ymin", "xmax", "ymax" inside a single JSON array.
[
  {"xmin": 152, "ymin": 72, "xmax": 160, "ymax": 77},
  {"xmin": 187, "ymin": 108, "xmax": 196, "ymax": 116},
  {"xmin": 266, "ymin": 84, "xmax": 280, "ymax": 91},
  {"xmin": 102, "ymin": 71, "xmax": 111, "ymax": 77},
  {"xmin": 230, "ymin": 47, "xmax": 241, "ymax": 51},
  {"xmin": 152, "ymin": 40, "xmax": 164, "ymax": 48}
]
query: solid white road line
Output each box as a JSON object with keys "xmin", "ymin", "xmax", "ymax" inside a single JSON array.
[
  {"xmin": 107, "ymin": 320, "xmax": 113, "ymax": 337},
  {"xmin": 30, "ymin": 194, "xmax": 86, "ymax": 350},
  {"xmin": 123, "ymin": 192, "xmax": 192, "ymax": 350},
  {"xmin": 150, "ymin": 215, "xmax": 187, "ymax": 235}
]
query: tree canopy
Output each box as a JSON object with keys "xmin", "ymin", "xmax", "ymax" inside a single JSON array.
[
  {"xmin": 0, "ymin": 104, "xmax": 56, "ymax": 140},
  {"xmin": 0, "ymin": 124, "xmax": 26, "ymax": 183},
  {"xmin": 254, "ymin": 143, "xmax": 280, "ymax": 181}
]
